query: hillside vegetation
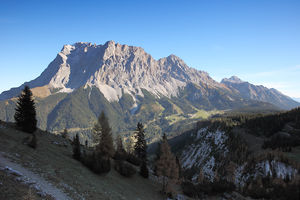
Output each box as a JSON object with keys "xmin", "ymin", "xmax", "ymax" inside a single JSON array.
[{"xmin": 0, "ymin": 122, "xmax": 163, "ymax": 200}]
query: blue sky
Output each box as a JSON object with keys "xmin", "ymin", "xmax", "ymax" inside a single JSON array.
[{"xmin": 0, "ymin": 0, "xmax": 300, "ymax": 98}]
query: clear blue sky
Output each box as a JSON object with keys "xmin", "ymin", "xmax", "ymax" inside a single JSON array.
[{"xmin": 0, "ymin": 0, "xmax": 300, "ymax": 98}]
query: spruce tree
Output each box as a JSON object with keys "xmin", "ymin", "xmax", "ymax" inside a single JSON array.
[
  {"xmin": 115, "ymin": 134, "xmax": 126, "ymax": 160},
  {"xmin": 134, "ymin": 122, "xmax": 147, "ymax": 162},
  {"xmin": 156, "ymin": 134, "xmax": 179, "ymax": 194},
  {"xmin": 14, "ymin": 86, "xmax": 37, "ymax": 133},
  {"xmin": 72, "ymin": 134, "xmax": 81, "ymax": 160},
  {"xmin": 93, "ymin": 111, "xmax": 114, "ymax": 158}
]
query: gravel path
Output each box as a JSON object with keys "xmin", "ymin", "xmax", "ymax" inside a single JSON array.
[{"xmin": 0, "ymin": 153, "xmax": 72, "ymax": 200}]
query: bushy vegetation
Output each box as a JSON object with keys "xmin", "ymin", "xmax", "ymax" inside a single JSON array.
[
  {"xmin": 263, "ymin": 135, "xmax": 300, "ymax": 151},
  {"xmin": 114, "ymin": 160, "xmax": 136, "ymax": 177},
  {"xmin": 243, "ymin": 175, "xmax": 300, "ymax": 200},
  {"xmin": 181, "ymin": 180, "xmax": 235, "ymax": 198},
  {"xmin": 27, "ymin": 134, "xmax": 37, "ymax": 149},
  {"xmin": 72, "ymin": 134, "xmax": 81, "ymax": 160},
  {"xmin": 242, "ymin": 107, "xmax": 300, "ymax": 136}
]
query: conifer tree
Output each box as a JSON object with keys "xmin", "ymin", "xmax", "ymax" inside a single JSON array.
[
  {"xmin": 134, "ymin": 122, "xmax": 147, "ymax": 161},
  {"xmin": 115, "ymin": 134, "xmax": 126, "ymax": 160},
  {"xmin": 156, "ymin": 134, "xmax": 179, "ymax": 194},
  {"xmin": 72, "ymin": 134, "xmax": 81, "ymax": 160},
  {"xmin": 14, "ymin": 86, "xmax": 37, "ymax": 133},
  {"xmin": 93, "ymin": 111, "xmax": 114, "ymax": 158}
]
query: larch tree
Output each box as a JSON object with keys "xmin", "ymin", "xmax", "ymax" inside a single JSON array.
[
  {"xmin": 156, "ymin": 133, "xmax": 179, "ymax": 194},
  {"xmin": 61, "ymin": 128, "xmax": 68, "ymax": 139},
  {"xmin": 14, "ymin": 86, "xmax": 37, "ymax": 133}
]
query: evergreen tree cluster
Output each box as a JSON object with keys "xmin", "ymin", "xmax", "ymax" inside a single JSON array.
[{"xmin": 71, "ymin": 112, "xmax": 150, "ymax": 178}]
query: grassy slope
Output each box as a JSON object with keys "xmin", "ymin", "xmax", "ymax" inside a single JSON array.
[
  {"xmin": 0, "ymin": 169, "xmax": 54, "ymax": 200},
  {"xmin": 0, "ymin": 122, "xmax": 163, "ymax": 200}
]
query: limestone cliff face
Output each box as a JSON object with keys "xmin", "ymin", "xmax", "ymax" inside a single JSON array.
[
  {"xmin": 0, "ymin": 41, "xmax": 224, "ymax": 102},
  {"xmin": 0, "ymin": 41, "xmax": 299, "ymax": 110}
]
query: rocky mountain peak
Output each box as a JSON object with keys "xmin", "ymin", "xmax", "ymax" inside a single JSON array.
[
  {"xmin": 0, "ymin": 41, "xmax": 220, "ymax": 102},
  {"xmin": 221, "ymin": 76, "xmax": 244, "ymax": 84},
  {"xmin": 1, "ymin": 41, "xmax": 299, "ymax": 110}
]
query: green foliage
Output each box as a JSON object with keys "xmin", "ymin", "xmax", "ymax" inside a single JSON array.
[
  {"xmin": 181, "ymin": 180, "xmax": 235, "ymax": 198},
  {"xmin": 94, "ymin": 111, "xmax": 114, "ymax": 158},
  {"xmin": 242, "ymin": 107, "xmax": 300, "ymax": 137},
  {"xmin": 47, "ymin": 87, "xmax": 96, "ymax": 131},
  {"xmin": 140, "ymin": 161, "xmax": 149, "ymax": 178},
  {"xmin": 126, "ymin": 154, "xmax": 141, "ymax": 166},
  {"xmin": 72, "ymin": 134, "xmax": 81, "ymax": 160},
  {"xmin": 114, "ymin": 135, "xmax": 127, "ymax": 160},
  {"xmin": 244, "ymin": 175, "xmax": 300, "ymax": 200},
  {"xmin": 114, "ymin": 160, "xmax": 136, "ymax": 177},
  {"xmin": 134, "ymin": 122, "xmax": 147, "ymax": 161},
  {"xmin": 14, "ymin": 86, "xmax": 37, "ymax": 133}
]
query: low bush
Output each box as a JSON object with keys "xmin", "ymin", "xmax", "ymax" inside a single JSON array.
[
  {"xmin": 126, "ymin": 154, "xmax": 141, "ymax": 166},
  {"xmin": 181, "ymin": 181, "xmax": 204, "ymax": 198},
  {"xmin": 81, "ymin": 153, "xmax": 111, "ymax": 174},
  {"xmin": 182, "ymin": 180, "xmax": 235, "ymax": 198},
  {"xmin": 27, "ymin": 134, "xmax": 37, "ymax": 149},
  {"xmin": 115, "ymin": 160, "xmax": 136, "ymax": 177},
  {"xmin": 140, "ymin": 161, "xmax": 149, "ymax": 178}
]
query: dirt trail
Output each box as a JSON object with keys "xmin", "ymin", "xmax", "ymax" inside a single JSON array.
[{"xmin": 0, "ymin": 153, "xmax": 72, "ymax": 200}]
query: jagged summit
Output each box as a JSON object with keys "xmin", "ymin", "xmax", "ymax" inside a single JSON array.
[
  {"xmin": 221, "ymin": 76, "xmax": 244, "ymax": 84},
  {"xmin": 0, "ymin": 41, "xmax": 299, "ymax": 110},
  {"xmin": 0, "ymin": 41, "xmax": 218, "ymax": 101}
]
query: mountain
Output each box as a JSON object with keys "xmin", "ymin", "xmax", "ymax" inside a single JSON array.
[
  {"xmin": 293, "ymin": 97, "xmax": 300, "ymax": 103},
  {"xmin": 221, "ymin": 76, "xmax": 299, "ymax": 110},
  {"xmin": 0, "ymin": 41, "xmax": 222, "ymax": 102},
  {"xmin": 0, "ymin": 41, "xmax": 297, "ymax": 140}
]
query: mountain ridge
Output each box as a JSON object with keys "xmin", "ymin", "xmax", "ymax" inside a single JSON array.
[
  {"xmin": 0, "ymin": 41, "xmax": 299, "ymax": 138},
  {"xmin": 221, "ymin": 76, "xmax": 299, "ymax": 109}
]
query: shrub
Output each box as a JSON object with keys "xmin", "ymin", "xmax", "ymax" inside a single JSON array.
[
  {"xmin": 211, "ymin": 180, "xmax": 235, "ymax": 194},
  {"xmin": 140, "ymin": 161, "xmax": 149, "ymax": 178},
  {"xmin": 81, "ymin": 153, "xmax": 111, "ymax": 174},
  {"xmin": 115, "ymin": 160, "xmax": 136, "ymax": 177},
  {"xmin": 72, "ymin": 134, "xmax": 81, "ymax": 161},
  {"xmin": 93, "ymin": 157, "xmax": 111, "ymax": 174},
  {"xmin": 126, "ymin": 154, "xmax": 141, "ymax": 166},
  {"xmin": 181, "ymin": 181, "xmax": 204, "ymax": 198},
  {"xmin": 27, "ymin": 134, "xmax": 37, "ymax": 149},
  {"xmin": 181, "ymin": 180, "xmax": 235, "ymax": 198},
  {"xmin": 114, "ymin": 151, "xmax": 127, "ymax": 161}
]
